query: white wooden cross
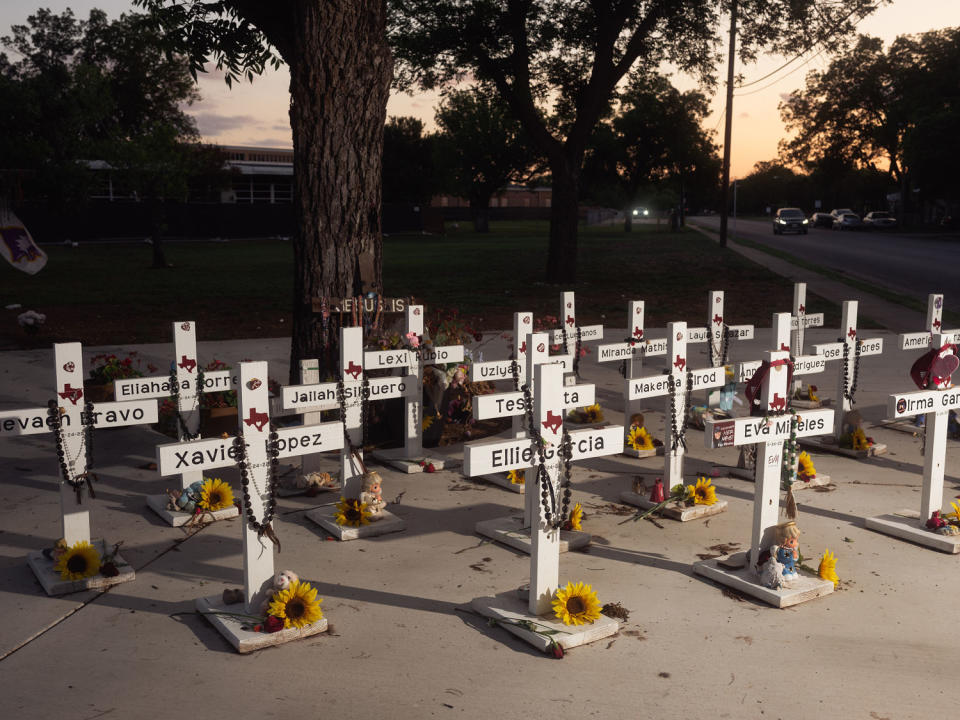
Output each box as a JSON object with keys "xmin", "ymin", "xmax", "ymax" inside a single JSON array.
[
  {"xmin": 595, "ymin": 300, "xmax": 666, "ymax": 437},
  {"xmin": 866, "ymin": 335, "xmax": 960, "ymax": 552},
  {"xmin": 0, "ymin": 343, "xmax": 159, "ymax": 547},
  {"xmin": 471, "ymin": 312, "xmax": 534, "ymax": 439},
  {"xmin": 473, "ymin": 331, "xmax": 583, "ymax": 507},
  {"xmin": 365, "ymin": 304, "xmax": 465, "ymax": 469},
  {"xmin": 550, "ymin": 291, "xmax": 604, "ymax": 380},
  {"xmin": 2, "ymin": 343, "xmax": 157, "ymax": 594},
  {"xmin": 790, "ymin": 283, "xmax": 825, "ymax": 357},
  {"xmin": 157, "ymin": 361, "xmax": 336, "ymax": 649},
  {"xmin": 465, "ymin": 361, "xmax": 623, "ymax": 615},
  {"xmin": 282, "ymin": 326, "xmax": 417, "ymax": 499},
  {"xmin": 624, "ymin": 321, "xmax": 727, "ymax": 488},
  {"xmin": 811, "ymin": 301, "xmax": 884, "ymax": 440},
  {"xmin": 113, "ymin": 320, "xmax": 240, "ymax": 492},
  {"xmin": 899, "ymin": 294, "xmax": 960, "ymax": 352},
  {"xmin": 687, "ymin": 291, "xmax": 754, "ymax": 369},
  {"xmin": 703, "ymin": 314, "xmax": 836, "ymax": 569}
]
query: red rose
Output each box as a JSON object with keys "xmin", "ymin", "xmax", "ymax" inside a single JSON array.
[
  {"xmin": 264, "ymin": 615, "xmax": 284, "ymax": 633},
  {"xmin": 549, "ymin": 640, "xmax": 564, "ymax": 658},
  {"xmin": 425, "ymin": 463, "xmax": 436, "ymax": 473}
]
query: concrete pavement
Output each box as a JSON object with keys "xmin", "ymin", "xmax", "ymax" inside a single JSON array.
[{"xmin": 1, "ymin": 326, "xmax": 958, "ymax": 719}]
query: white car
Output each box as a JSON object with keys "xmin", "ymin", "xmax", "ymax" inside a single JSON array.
[
  {"xmin": 830, "ymin": 209, "xmax": 861, "ymax": 230},
  {"xmin": 863, "ymin": 211, "xmax": 897, "ymax": 229}
]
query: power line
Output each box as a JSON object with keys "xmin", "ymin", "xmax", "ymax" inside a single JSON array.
[{"xmin": 734, "ymin": 46, "xmax": 826, "ymax": 97}]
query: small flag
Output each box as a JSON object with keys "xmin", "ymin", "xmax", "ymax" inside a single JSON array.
[{"xmin": 0, "ymin": 210, "xmax": 47, "ymax": 274}]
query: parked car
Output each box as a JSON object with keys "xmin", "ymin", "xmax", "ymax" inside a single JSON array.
[
  {"xmin": 772, "ymin": 207, "xmax": 809, "ymax": 235},
  {"xmin": 810, "ymin": 212, "xmax": 834, "ymax": 228},
  {"xmin": 832, "ymin": 212, "xmax": 862, "ymax": 230},
  {"xmin": 862, "ymin": 211, "xmax": 897, "ymax": 229}
]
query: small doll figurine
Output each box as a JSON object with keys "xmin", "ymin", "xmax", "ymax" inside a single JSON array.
[
  {"xmin": 260, "ymin": 569, "xmax": 300, "ymax": 613},
  {"xmin": 649, "ymin": 478, "xmax": 665, "ymax": 504},
  {"xmin": 771, "ymin": 521, "xmax": 801, "ymax": 580},
  {"xmin": 359, "ymin": 471, "xmax": 387, "ymax": 519}
]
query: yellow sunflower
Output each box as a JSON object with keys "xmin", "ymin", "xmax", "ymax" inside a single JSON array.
[
  {"xmin": 583, "ymin": 404, "xmax": 603, "ymax": 422},
  {"xmin": 689, "ymin": 477, "xmax": 717, "ymax": 505},
  {"xmin": 945, "ymin": 500, "xmax": 960, "ymax": 523},
  {"xmin": 53, "ymin": 540, "xmax": 101, "ymax": 581},
  {"xmin": 422, "ymin": 414, "xmax": 435, "ymax": 431},
  {"xmin": 334, "ymin": 497, "xmax": 372, "ymax": 527},
  {"xmin": 552, "ymin": 581, "xmax": 602, "ymax": 626},
  {"xmin": 198, "ymin": 477, "xmax": 234, "ymax": 511},
  {"xmin": 507, "ymin": 469, "xmax": 525, "ymax": 485},
  {"xmin": 797, "ymin": 451, "xmax": 816, "ymax": 480},
  {"xmin": 266, "ymin": 580, "xmax": 324, "ymax": 629},
  {"xmin": 852, "ymin": 428, "xmax": 870, "ymax": 451},
  {"xmin": 566, "ymin": 502, "xmax": 583, "ymax": 531},
  {"xmin": 627, "ymin": 425, "xmax": 655, "ymax": 451},
  {"xmin": 818, "ymin": 549, "xmax": 839, "ymax": 586},
  {"xmin": 808, "ymin": 385, "xmax": 819, "ymax": 402}
]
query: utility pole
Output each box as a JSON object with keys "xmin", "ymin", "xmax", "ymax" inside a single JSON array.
[{"xmin": 718, "ymin": 0, "xmax": 738, "ymax": 248}]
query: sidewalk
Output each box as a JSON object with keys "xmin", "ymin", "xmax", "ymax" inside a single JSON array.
[{"xmin": 1, "ymin": 324, "xmax": 959, "ymax": 719}]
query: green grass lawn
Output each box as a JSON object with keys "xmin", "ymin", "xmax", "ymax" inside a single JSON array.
[{"xmin": 1, "ymin": 222, "xmax": 841, "ymax": 348}]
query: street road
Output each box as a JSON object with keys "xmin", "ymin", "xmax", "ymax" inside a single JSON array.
[{"xmin": 689, "ymin": 215, "xmax": 959, "ymax": 305}]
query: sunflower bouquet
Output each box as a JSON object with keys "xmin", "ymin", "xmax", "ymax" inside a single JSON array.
[
  {"xmin": 567, "ymin": 403, "xmax": 604, "ymax": 424},
  {"xmin": 626, "ymin": 425, "xmax": 657, "ymax": 451},
  {"xmin": 46, "ymin": 539, "xmax": 125, "ymax": 581},
  {"xmin": 838, "ymin": 427, "xmax": 874, "ymax": 451},
  {"xmin": 204, "ymin": 575, "xmax": 325, "ymax": 634},
  {"xmin": 630, "ymin": 477, "xmax": 718, "ymax": 522}
]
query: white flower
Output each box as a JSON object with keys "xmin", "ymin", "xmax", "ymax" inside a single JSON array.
[{"xmin": 17, "ymin": 310, "xmax": 46, "ymax": 327}]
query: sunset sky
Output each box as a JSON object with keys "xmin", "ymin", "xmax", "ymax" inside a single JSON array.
[{"xmin": 3, "ymin": 1, "xmax": 958, "ymax": 179}]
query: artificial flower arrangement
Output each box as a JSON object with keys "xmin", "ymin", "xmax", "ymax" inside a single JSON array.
[
  {"xmin": 88, "ymin": 351, "xmax": 156, "ymax": 385},
  {"xmin": 839, "ymin": 426, "xmax": 874, "ymax": 451},
  {"xmin": 562, "ymin": 502, "xmax": 584, "ymax": 531},
  {"xmin": 925, "ymin": 500, "xmax": 960, "ymax": 536},
  {"xmin": 166, "ymin": 476, "xmax": 235, "ymax": 516},
  {"xmin": 818, "ymin": 549, "xmax": 839, "ymax": 586},
  {"xmin": 207, "ymin": 571, "xmax": 324, "ymax": 634},
  {"xmin": 632, "ymin": 476, "xmax": 717, "ymax": 520},
  {"xmin": 567, "ymin": 403, "xmax": 604, "ymax": 424},
  {"xmin": 626, "ymin": 425, "xmax": 658, "ymax": 451},
  {"xmin": 793, "ymin": 383, "xmax": 819, "ymax": 402},
  {"xmin": 44, "ymin": 539, "xmax": 125, "ymax": 581},
  {"xmin": 796, "ymin": 451, "xmax": 817, "ymax": 482},
  {"xmin": 507, "ymin": 469, "xmax": 525, "ymax": 485},
  {"xmin": 333, "ymin": 496, "xmax": 373, "ymax": 527}
]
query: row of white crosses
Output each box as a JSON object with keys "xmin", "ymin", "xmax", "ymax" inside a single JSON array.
[
  {"xmin": 697, "ymin": 315, "xmax": 837, "ymax": 606},
  {"xmin": 810, "ymin": 300, "xmax": 884, "ymax": 443},
  {"xmin": 364, "ymin": 305, "xmax": 465, "ymax": 471},
  {"xmin": 0, "ymin": 343, "xmax": 158, "ymax": 593},
  {"xmin": 622, "ymin": 321, "xmax": 727, "ymax": 488},
  {"xmin": 157, "ymin": 361, "xmax": 336, "ymax": 649},
  {"xmin": 283, "ymin": 327, "xmax": 416, "ymax": 501},
  {"xmin": 465, "ymin": 346, "xmax": 622, "ymax": 647},
  {"xmin": 111, "ymin": 321, "xmax": 241, "ymax": 523}
]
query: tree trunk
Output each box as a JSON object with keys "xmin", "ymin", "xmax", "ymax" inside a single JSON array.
[
  {"xmin": 287, "ymin": 0, "xmax": 392, "ymax": 382},
  {"xmin": 623, "ymin": 204, "xmax": 633, "ymax": 233},
  {"xmin": 470, "ymin": 194, "xmax": 491, "ymax": 233},
  {"xmin": 149, "ymin": 197, "xmax": 167, "ymax": 268},
  {"xmin": 546, "ymin": 157, "xmax": 580, "ymax": 283}
]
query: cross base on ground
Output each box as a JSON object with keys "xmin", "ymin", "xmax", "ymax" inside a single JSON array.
[
  {"xmin": 480, "ymin": 472, "xmax": 525, "ymax": 494},
  {"xmin": 790, "ymin": 399, "xmax": 823, "ymax": 410},
  {"xmin": 865, "ymin": 509, "xmax": 960, "ymax": 554},
  {"xmin": 305, "ymin": 508, "xmax": 406, "ymax": 541},
  {"xmin": 873, "ymin": 420, "xmax": 925, "ymax": 436},
  {"xmin": 195, "ymin": 592, "xmax": 328, "ymax": 653},
  {"xmin": 619, "ymin": 491, "xmax": 728, "ymax": 522},
  {"xmin": 370, "ymin": 448, "xmax": 461, "ymax": 473},
  {"xmin": 622, "ymin": 447, "xmax": 662, "ymax": 459},
  {"xmin": 474, "ymin": 515, "xmax": 590, "ymax": 554},
  {"xmin": 471, "ymin": 591, "xmax": 618, "ymax": 654},
  {"xmin": 27, "ymin": 539, "xmax": 135, "ymax": 596},
  {"xmin": 145, "ymin": 494, "xmax": 239, "ymax": 527},
  {"xmin": 799, "ymin": 436, "xmax": 887, "ymax": 458},
  {"xmin": 693, "ymin": 554, "xmax": 834, "ymax": 608},
  {"xmin": 724, "ymin": 467, "xmax": 833, "ymax": 489}
]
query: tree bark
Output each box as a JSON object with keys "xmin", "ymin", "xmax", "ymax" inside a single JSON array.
[
  {"xmin": 546, "ymin": 155, "xmax": 580, "ymax": 283},
  {"xmin": 148, "ymin": 196, "xmax": 167, "ymax": 268},
  {"xmin": 623, "ymin": 205, "xmax": 633, "ymax": 233},
  {"xmin": 286, "ymin": 0, "xmax": 392, "ymax": 381},
  {"xmin": 470, "ymin": 196, "xmax": 491, "ymax": 233}
]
